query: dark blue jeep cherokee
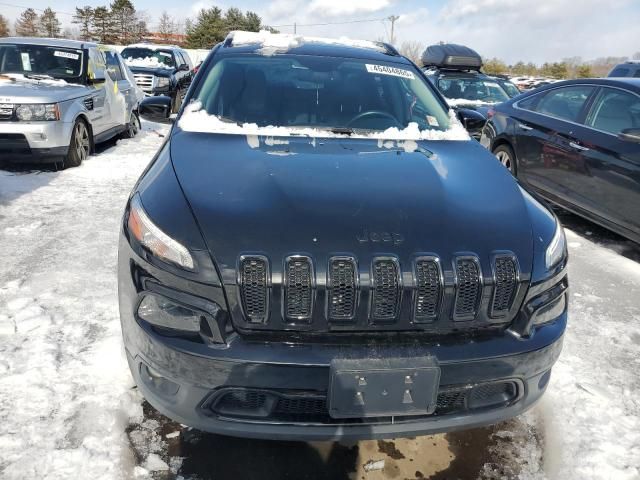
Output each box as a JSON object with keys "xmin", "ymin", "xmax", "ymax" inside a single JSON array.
[{"xmin": 118, "ymin": 31, "xmax": 568, "ymax": 441}]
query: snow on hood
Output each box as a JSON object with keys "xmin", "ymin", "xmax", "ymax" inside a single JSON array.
[
  {"xmin": 123, "ymin": 57, "xmax": 173, "ymax": 69},
  {"xmin": 178, "ymin": 101, "xmax": 470, "ymax": 147},
  {"xmin": 446, "ymin": 98, "xmax": 496, "ymax": 107},
  {"xmin": 0, "ymin": 73, "xmax": 72, "ymax": 86},
  {"xmin": 228, "ymin": 30, "xmax": 386, "ymax": 56}
]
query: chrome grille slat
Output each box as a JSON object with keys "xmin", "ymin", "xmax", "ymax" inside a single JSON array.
[
  {"xmin": 491, "ymin": 255, "xmax": 518, "ymax": 317},
  {"xmin": 284, "ymin": 256, "xmax": 313, "ymax": 322},
  {"xmin": 414, "ymin": 258, "xmax": 442, "ymax": 322},
  {"xmin": 239, "ymin": 256, "xmax": 269, "ymax": 323},
  {"xmin": 328, "ymin": 257, "xmax": 357, "ymax": 321},
  {"xmin": 371, "ymin": 258, "xmax": 401, "ymax": 321},
  {"xmin": 133, "ymin": 73, "xmax": 154, "ymax": 93},
  {"xmin": 454, "ymin": 257, "xmax": 482, "ymax": 320}
]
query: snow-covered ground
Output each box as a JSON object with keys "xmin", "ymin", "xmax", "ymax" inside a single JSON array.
[{"xmin": 0, "ymin": 124, "xmax": 639, "ymax": 479}]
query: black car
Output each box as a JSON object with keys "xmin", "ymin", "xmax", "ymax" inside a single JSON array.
[
  {"xmin": 118, "ymin": 32, "xmax": 568, "ymax": 441},
  {"xmin": 121, "ymin": 43, "xmax": 193, "ymax": 113},
  {"xmin": 481, "ymin": 78, "xmax": 640, "ymax": 243},
  {"xmin": 490, "ymin": 76, "xmax": 522, "ymax": 98},
  {"xmin": 422, "ymin": 44, "xmax": 512, "ymax": 138},
  {"xmin": 608, "ymin": 62, "xmax": 640, "ymax": 78}
]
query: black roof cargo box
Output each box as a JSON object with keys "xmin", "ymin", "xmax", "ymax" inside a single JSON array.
[{"xmin": 421, "ymin": 43, "xmax": 483, "ymax": 70}]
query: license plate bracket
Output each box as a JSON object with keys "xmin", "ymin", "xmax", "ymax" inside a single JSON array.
[{"xmin": 328, "ymin": 357, "xmax": 440, "ymax": 419}]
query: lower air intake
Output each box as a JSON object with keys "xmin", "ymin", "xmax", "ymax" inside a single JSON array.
[
  {"xmin": 284, "ymin": 256, "xmax": 313, "ymax": 322},
  {"xmin": 239, "ymin": 256, "xmax": 269, "ymax": 323},
  {"xmin": 454, "ymin": 257, "xmax": 482, "ymax": 320},
  {"xmin": 371, "ymin": 258, "xmax": 401, "ymax": 321}
]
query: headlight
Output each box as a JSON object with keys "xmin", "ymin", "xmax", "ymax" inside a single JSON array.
[
  {"xmin": 127, "ymin": 194, "xmax": 194, "ymax": 270},
  {"xmin": 155, "ymin": 77, "xmax": 170, "ymax": 88},
  {"xmin": 15, "ymin": 103, "xmax": 59, "ymax": 121},
  {"xmin": 545, "ymin": 221, "xmax": 567, "ymax": 270}
]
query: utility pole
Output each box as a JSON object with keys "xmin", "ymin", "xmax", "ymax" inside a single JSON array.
[{"xmin": 388, "ymin": 15, "xmax": 399, "ymax": 45}]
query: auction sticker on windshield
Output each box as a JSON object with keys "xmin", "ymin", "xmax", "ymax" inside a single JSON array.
[
  {"xmin": 366, "ymin": 64, "xmax": 415, "ymax": 80},
  {"xmin": 54, "ymin": 51, "xmax": 80, "ymax": 60}
]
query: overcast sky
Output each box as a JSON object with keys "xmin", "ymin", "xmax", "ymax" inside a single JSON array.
[{"xmin": 2, "ymin": 0, "xmax": 639, "ymax": 63}]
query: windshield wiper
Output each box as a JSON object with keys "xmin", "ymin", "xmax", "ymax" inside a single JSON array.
[
  {"xmin": 24, "ymin": 73, "xmax": 55, "ymax": 80},
  {"xmin": 329, "ymin": 127, "xmax": 355, "ymax": 135}
]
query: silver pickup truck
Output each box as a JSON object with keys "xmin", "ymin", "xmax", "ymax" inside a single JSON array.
[{"xmin": 0, "ymin": 38, "xmax": 144, "ymax": 168}]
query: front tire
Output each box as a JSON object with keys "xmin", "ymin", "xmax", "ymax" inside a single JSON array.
[
  {"xmin": 64, "ymin": 119, "xmax": 91, "ymax": 168},
  {"xmin": 121, "ymin": 112, "xmax": 140, "ymax": 139},
  {"xmin": 494, "ymin": 144, "xmax": 517, "ymax": 175}
]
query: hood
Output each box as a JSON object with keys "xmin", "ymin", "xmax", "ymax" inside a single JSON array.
[
  {"xmin": 126, "ymin": 66, "xmax": 174, "ymax": 77},
  {"xmin": 169, "ymin": 131, "xmax": 534, "ymax": 283},
  {"xmin": 0, "ymin": 76, "xmax": 87, "ymax": 103}
]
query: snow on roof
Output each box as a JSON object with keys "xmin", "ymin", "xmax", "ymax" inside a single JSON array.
[
  {"xmin": 446, "ymin": 98, "xmax": 496, "ymax": 107},
  {"xmin": 0, "ymin": 73, "xmax": 73, "ymax": 86},
  {"xmin": 227, "ymin": 30, "xmax": 387, "ymax": 56},
  {"xmin": 178, "ymin": 101, "xmax": 470, "ymax": 147},
  {"xmin": 124, "ymin": 43, "xmax": 178, "ymax": 51}
]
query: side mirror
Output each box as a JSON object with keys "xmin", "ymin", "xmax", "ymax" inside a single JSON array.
[
  {"xmin": 456, "ymin": 108, "xmax": 486, "ymax": 138},
  {"xmin": 619, "ymin": 128, "xmax": 640, "ymax": 144},
  {"xmin": 178, "ymin": 64, "xmax": 190, "ymax": 72},
  {"xmin": 139, "ymin": 96, "xmax": 173, "ymax": 124}
]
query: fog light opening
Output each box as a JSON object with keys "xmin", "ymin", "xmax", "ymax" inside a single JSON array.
[{"xmin": 468, "ymin": 381, "xmax": 518, "ymax": 410}]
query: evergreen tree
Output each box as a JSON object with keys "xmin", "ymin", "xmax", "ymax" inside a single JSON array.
[
  {"xmin": 15, "ymin": 8, "xmax": 40, "ymax": 37},
  {"xmin": 110, "ymin": 0, "xmax": 137, "ymax": 44},
  {"xmin": 576, "ymin": 65, "xmax": 593, "ymax": 78},
  {"xmin": 73, "ymin": 6, "xmax": 95, "ymax": 41},
  {"xmin": 39, "ymin": 7, "xmax": 61, "ymax": 38},
  {"xmin": 0, "ymin": 14, "xmax": 10, "ymax": 37},
  {"xmin": 92, "ymin": 6, "xmax": 113, "ymax": 43},
  {"xmin": 186, "ymin": 7, "xmax": 224, "ymax": 48}
]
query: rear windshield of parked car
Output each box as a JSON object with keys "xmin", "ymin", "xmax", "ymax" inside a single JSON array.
[
  {"xmin": 121, "ymin": 48, "xmax": 176, "ymax": 68},
  {"xmin": 0, "ymin": 44, "xmax": 83, "ymax": 80},
  {"xmin": 438, "ymin": 77, "xmax": 510, "ymax": 103},
  {"xmin": 192, "ymin": 54, "xmax": 452, "ymax": 132}
]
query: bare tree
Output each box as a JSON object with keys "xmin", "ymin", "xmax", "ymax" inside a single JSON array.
[
  {"xmin": 0, "ymin": 14, "xmax": 10, "ymax": 37},
  {"xmin": 157, "ymin": 11, "xmax": 176, "ymax": 42},
  {"xmin": 399, "ymin": 40, "xmax": 424, "ymax": 65}
]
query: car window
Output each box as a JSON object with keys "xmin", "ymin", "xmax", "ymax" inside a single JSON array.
[
  {"xmin": 193, "ymin": 55, "xmax": 451, "ymax": 132},
  {"xmin": 609, "ymin": 67, "xmax": 629, "ymax": 77},
  {"xmin": 535, "ymin": 86, "xmax": 595, "ymax": 122},
  {"xmin": 585, "ymin": 87, "xmax": 640, "ymax": 135},
  {"xmin": 175, "ymin": 51, "xmax": 185, "ymax": 66},
  {"xmin": 437, "ymin": 77, "xmax": 509, "ymax": 103},
  {"xmin": 634, "ymin": 70, "xmax": 640, "ymax": 78},
  {"xmin": 104, "ymin": 51, "xmax": 124, "ymax": 81}
]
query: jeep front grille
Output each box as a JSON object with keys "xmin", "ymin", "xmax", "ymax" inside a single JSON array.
[
  {"xmin": 453, "ymin": 257, "xmax": 482, "ymax": 320},
  {"xmin": 284, "ymin": 256, "xmax": 313, "ymax": 322},
  {"xmin": 327, "ymin": 257, "xmax": 357, "ymax": 321},
  {"xmin": 414, "ymin": 258, "xmax": 442, "ymax": 322},
  {"xmin": 239, "ymin": 256, "xmax": 269, "ymax": 323},
  {"xmin": 133, "ymin": 73, "xmax": 154, "ymax": 93},
  {"xmin": 371, "ymin": 258, "xmax": 401, "ymax": 321},
  {"xmin": 491, "ymin": 255, "xmax": 519, "ymax": 317}
]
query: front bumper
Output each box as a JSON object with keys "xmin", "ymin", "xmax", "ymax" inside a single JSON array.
[
  {"xmin": 119, "ymin": 242, "xmax": 566, "ymax": 441},
  {"xmin": 0, "ymin": 121, "xmax": 73, "ymax": 161}
]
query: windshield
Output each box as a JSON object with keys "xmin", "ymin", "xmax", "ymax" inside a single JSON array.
[
  {"xmin": 121, "ymin": 48, "xmax": 175, "ymax": 69},
  {"xmin": 0, "ymin": 44, "xmax": 84, "ymax": 80},
  {"xmin": 192, "ymin": 55, "xmax": 451, "ymax": 132},
  {"xmin": 437, "ymin": 77, "xmax": 510, "ymax": 103}
]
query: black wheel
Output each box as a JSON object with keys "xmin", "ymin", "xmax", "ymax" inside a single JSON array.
[
  {"xmin": 64, "ymin": 119, "xmax": 91, "ymax": 168},
  {"xmin": 493, "ymin": 144, "xmax": 517, "ymax": 175},
  {"xmin": 121, "ymin": 111, "xmax": 140, "ymax": 139}
]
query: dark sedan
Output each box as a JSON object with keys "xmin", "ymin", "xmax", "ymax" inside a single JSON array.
[{"xmin": 481, "ymin": 78, "xmax": 640, "ymax": 243}]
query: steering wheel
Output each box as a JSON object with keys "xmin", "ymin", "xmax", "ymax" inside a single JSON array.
[{"xmin": 346, "ymin": 110, "xmax": 402, "ymax": 128}]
